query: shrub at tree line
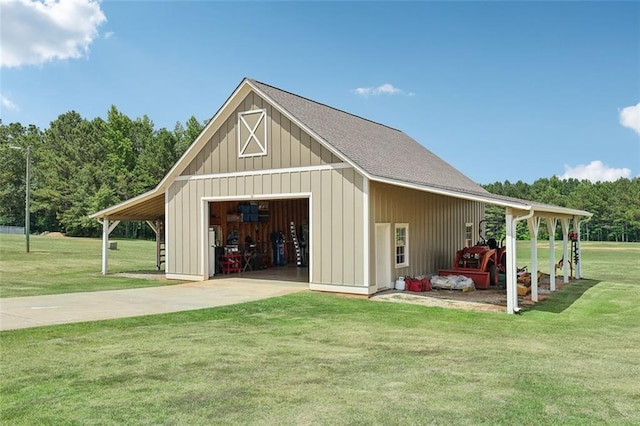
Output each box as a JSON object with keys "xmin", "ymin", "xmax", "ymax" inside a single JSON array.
[{"xmin": 1, "ymin": 109, "xmax": 638, "ymax": 241}]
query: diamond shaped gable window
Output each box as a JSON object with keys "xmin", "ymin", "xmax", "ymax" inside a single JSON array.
[{"xmin": 238, "ymin": 109, "xmax": 267, "ymax": 158}]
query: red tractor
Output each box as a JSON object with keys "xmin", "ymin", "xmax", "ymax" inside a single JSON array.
[{"xmin": 438, "ymin": 221, "xmax": 506, "ymax": 289}]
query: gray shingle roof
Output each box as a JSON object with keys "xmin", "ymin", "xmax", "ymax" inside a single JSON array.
[
  {"xmin": 249, "ymin": 79, "xmax": 489, "ymax": 195},
  {"xmin": 91, "ymin": 78, "xmax": 591, "ymax": 220}
]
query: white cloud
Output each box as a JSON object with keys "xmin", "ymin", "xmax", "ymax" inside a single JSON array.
[
  {"xmin": 0, "ymin": 94, "xmax": 19, "ymax": 111},
  {"xmin": 352, "ymin": 83, "xmax": 413, "ymax": 97},
  {"xmin": 620, "ymin": 102, "xmax": 640, "ymax": 135},
  {"xmin": 560, "ymin": 160, "xmax": 631, "ymax": 182},
  {"xmin": 104, "ymin": 31, "xmax": 114, "ymax": 39},
  {"xmin": 0, "ymin": 0, "xmax": 107, "ymax": 68}
]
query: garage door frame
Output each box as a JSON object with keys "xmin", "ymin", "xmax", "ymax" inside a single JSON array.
[{"xmin": 199, "ymin": 192, "xmax": 313, "ymax": 282}]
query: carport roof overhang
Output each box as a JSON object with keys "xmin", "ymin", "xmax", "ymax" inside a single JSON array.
[
  {"xmin": 372, "ymin": 176, "xmax": 593, "ymax": 219},
  {"xmin": 90, "ymin": 189, "xmax": 165, "ymax": 221}
]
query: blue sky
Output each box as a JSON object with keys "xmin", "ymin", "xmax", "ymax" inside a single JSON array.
[{"xmin": 1, "ymin": 0, "xmax": 639, "ymax": 184}]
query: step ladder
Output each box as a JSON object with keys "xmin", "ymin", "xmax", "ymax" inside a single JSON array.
[
  {"xmin": 290, "ymin": 221, "xmax": 303, "ymax": 267},
  {"xmin": 156, "ymin": 241, "xmax": 165, "ymax": 270}
]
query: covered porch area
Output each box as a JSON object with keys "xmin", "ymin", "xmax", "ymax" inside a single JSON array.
[{"xmin": 90, "ymin": 189, "xmax": 166, "ymax": 276}]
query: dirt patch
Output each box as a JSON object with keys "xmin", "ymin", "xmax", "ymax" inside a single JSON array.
[
  {"xmin": 42, "ymin": 232, "xmax": 65, "ymax": 238},
  {"xmin": 113, "ymin": 271, "xmax": 168, "ymax": 281},
  {"xmin": 372, "ymin": 290, "xmax": 505, "ymax": 313},
  {"xmin": 371, "ymin": 276, "xmax": 571, "ymax": 313}
]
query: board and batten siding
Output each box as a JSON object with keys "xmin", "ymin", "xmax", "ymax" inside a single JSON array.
[
  {"xmin": 182, "ymin": 91, "xmax": 341, "ymax": 176},
  {"xmin": 369, "ymin": 182, "xmax": 484, "ymax": 283},
  {"xmin": 166, "ymin": 167, "xmax": 366, "ymax": 287}
]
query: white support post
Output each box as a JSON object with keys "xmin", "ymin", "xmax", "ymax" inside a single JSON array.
[
  {"xmin": 561, "ymin": 218, "xmax": 570, "ymax": 283},
  {"xmin": 505, "ymin": 209, "xmax": 516, "ymax": 314},
  {"xmin": 505, "ymin": 208, "xmax": 535, "ymax": 314},
  {"xmin": 100, "ymin": 218, "xmax": 121, "ymax": 275},
  {"xmin": 101, "ymin": 218, "xmax": 109, "ymax": 275},
  {"xmin": 528, "ymin": 217, "xmax": 541, "ymax": 302},
  {"xmin": 547, "ymin": 218, "xmax": 558, "ymax": 292}
]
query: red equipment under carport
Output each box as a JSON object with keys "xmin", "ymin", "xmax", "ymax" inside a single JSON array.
[{"xmin": 438, "ymin": 221, "xmax": 505, "ymax": 289}]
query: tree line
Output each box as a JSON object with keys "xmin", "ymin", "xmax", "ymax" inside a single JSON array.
[
  {"xmin": 1, "ymin": 108, "xmax": 638, "ymax": 241},
  {"xmin": 0, "ymin": 107, "xmax": 203, "ymax": 238},
  {"xmin": 482, "ymin": 177, "xmax": 640, "ymax": 242}
]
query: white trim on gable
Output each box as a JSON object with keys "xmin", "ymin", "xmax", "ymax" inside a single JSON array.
[{"xmin": 175, "ymin": 163, "xmax": 351, "ymax": 182}]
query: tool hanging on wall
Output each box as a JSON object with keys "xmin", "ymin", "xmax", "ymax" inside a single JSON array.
[
  {"xmin": 569, "ymin": 231, "xmax": 580, "ymax": 266},
  {"xmin": 290, "ymin": 221, "xmax": 304, "ymax": 267}
]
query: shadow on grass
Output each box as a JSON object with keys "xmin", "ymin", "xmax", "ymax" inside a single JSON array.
[{"xmin": 529, "ymin": 279, "xmax": 600, "ymax": 313}]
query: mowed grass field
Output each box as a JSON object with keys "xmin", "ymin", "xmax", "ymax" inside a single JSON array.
[
  {"xmin": 0, "ymin": 234, "xmax": 178, "ymax": 297},
  {"xmin": 1, "ymin": 236, "xmax": 639, "ymax": 424}
]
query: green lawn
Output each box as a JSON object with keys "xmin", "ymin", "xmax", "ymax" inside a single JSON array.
[
  {"xmin": 1, "ymin": 240, "xmax": 639, "ymax": 424},
  {"xmin": 0, "ymin": 234, "xmax": 179, "ymax": 297}
]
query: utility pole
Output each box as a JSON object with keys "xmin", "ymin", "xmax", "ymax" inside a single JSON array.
[
  {"xmin": 25, "ymin": 146, "xmax": 30, "ymax": 253},
  {"xmin": 9, "ymin": 145, "xmax": 30, "ymax": 253}
]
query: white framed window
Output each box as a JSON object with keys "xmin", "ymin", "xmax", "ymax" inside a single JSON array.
[
  {"xmin": 465, "ymin": 222, "xmax": 473, "ymax": 247},
  {"xmin": 238, "ymin": 109, "xmax": 267, "ymax": 158},
  {"xmin": 395, "ymin": 223, "xmax": 409, "ymax": 268}
]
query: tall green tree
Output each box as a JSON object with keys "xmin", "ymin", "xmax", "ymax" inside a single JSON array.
[
  {"xmin": 0, "ymin": 122, "xmax": 43, "ymax": 229},
  {"xmin": 483, "ymin": 177, "xmax": 640, "ymax": 242},
  {"xmin": 36, "ymin": 112, "xmax": 107, "ymax": 236},
  {"xmin": 174, "ymin": 115, "xmax": 205, "ymax": 157},
  {"xmin": 132, "ymin": 128, "xmax": 178, "ymax": 194}
]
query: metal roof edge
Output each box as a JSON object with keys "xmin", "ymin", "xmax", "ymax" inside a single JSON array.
[
  {"xmin": 371, "ymin": 175, "xmax": 592, "ymax": 217},
  {"xmin": 370, "ymin": 176, "xmax": 531, "ymax": 209},
  {"xmin": 529, "ymin": 204, "xmax": 593, "ymax": 218}
]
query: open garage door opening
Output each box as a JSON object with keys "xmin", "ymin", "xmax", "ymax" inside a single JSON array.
[{"xmin": 207, "ymin": 197, "xmax": 309, "ymax": 283}]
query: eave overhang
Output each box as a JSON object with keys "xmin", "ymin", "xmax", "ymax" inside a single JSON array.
[{"xmin": 90, "ymin": 189, "xmax": 165, "ymax": 221}]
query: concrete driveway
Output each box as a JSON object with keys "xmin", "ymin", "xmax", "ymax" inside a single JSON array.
[{"xmin": 0, "ymin": 278, "xmax": 307, "ymax": 331}]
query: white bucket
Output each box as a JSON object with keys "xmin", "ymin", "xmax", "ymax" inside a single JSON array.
[{"xmin": 395, "ymin": 277, "xmax": 405, "ymax": 291}]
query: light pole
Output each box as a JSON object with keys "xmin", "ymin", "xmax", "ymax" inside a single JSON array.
[{"xmin": 9, "ymin": 145, "xmax": 30, "ymax": 253}]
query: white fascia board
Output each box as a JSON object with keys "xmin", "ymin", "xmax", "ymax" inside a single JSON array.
[
  {"xmin": 90, "ymin": 188, "xmax": 160, "ymax": 219},
  {"xmin": 530, "ymin": 205, "xmax": 593, "ymax": 218},
  {"xmin": 247, "ymin": 80, "xmax": 371, "ymax": 179},
  {"xmin": 175, "ymin": 163, "xmax": 351, "ymax": 182}
]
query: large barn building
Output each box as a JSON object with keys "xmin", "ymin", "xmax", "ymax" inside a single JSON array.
[{"xmin": 91, "ymin": 78, "xmax": 591, "ymax": 314}]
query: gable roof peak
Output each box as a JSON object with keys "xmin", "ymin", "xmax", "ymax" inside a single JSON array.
[{"xmin": 248, "ymin": 78, "xmax": 488, "ymax": 195}]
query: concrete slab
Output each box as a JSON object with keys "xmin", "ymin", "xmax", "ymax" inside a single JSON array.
[{"xmin": 0, "ymin": 279, "xmax": 307, "ymax": 331}]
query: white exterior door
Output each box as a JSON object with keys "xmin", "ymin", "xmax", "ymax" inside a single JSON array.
[{"xmin": 375, "ymin": 223, "xmax": 392, "ymax": 291}]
